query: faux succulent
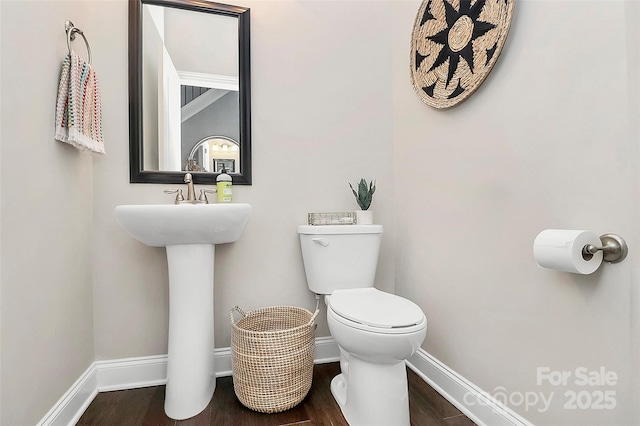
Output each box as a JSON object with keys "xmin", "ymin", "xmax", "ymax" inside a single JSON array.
[{"xmin": 349, "ymin": 178, "xmax": 376, "ymax": 211}]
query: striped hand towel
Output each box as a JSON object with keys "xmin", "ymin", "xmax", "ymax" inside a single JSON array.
[{"xmin": 54, "ymin": 50, "xmax": 105, "ymax": 154}]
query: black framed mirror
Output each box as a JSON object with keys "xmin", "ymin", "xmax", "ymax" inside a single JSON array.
[{"xmin": 129, "ymin": 0, "xmax": 251, "ymax": 184}]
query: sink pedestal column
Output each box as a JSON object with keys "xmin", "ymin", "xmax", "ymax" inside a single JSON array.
[{"xmin": 164, "ymin": 243, "xmax": 216, "ymax": 420}]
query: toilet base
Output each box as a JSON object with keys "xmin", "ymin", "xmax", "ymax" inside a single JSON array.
[{"xmin": 330, "ymin": 356, "xmax": 410, "ymax": 426}]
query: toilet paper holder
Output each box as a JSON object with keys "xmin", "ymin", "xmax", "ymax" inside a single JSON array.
[{"xmin": 581, "ymin": 233, "xmax": 628, "ymax": 263}]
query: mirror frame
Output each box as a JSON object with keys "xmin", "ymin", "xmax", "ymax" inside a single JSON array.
[{"xmin": 129, "ymin": 0, "xmax": 251, "ymax": 184}]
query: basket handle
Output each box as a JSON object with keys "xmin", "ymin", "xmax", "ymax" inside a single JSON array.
[
  {"xmin": 308, "ymin": 309, "xmax": 320, "ymax": 326},
  {"xmin": 230, "ymin": 305, "xmax": 319, "ymax": 326},
  {"xmin": 230, "ymin": 305, "xmax": 247, "ymax": 325}
]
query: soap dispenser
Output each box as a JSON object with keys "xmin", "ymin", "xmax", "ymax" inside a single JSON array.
[{"xmin": 216, "ymin": 168, "xmax": 233, "ymax": 203}]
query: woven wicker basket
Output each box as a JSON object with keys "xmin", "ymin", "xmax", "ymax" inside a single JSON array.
[{"xmin": 230, "ymin": 305, "xmax": 319, "ymax": 413}]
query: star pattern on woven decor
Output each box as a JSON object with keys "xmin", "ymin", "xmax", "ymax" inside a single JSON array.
[
  {"xmin": 419, "ymin": 0, "xmax": 496, "ymax": 90},
  {"xmin": 410, "ymin": 0, "xmax": 514, "ymax": 108}
]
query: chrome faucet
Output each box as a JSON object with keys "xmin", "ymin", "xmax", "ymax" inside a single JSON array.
[{"xmin": 164, "ymin": 173, "xmax": 217, "ymax": 204}]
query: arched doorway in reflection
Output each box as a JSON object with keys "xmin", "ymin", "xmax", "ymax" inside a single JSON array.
[{"xmin": 185, "ymin": 136, "xmax": 239, "ymax": 173}]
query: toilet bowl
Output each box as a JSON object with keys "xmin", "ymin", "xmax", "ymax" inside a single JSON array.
[
  {"xmin": 326, "ymin": 288, "xmax": 426, "ymax": 426},
  {"xmin": 298, "ymin": 225, "xmax": 427, "ymax": 426}
]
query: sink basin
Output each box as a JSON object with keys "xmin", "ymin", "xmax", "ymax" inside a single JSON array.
[
  {"xmin": 114, "ymin": 202, "xmax": 251, "ymax": 420},
  {"xmin": 114, "ymin": 203, "xmax": 252, "ymax": 247}
]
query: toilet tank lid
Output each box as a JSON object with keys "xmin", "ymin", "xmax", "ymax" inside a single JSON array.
[
  {"xmin": 329, "ymin": 288, "xmax": 425, "ymax": 329},
  {"xmin": 298, "ymin": 224, "xmax": 383, "ymax": 235}
]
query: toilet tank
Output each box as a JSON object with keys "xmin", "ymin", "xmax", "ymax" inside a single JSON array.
[{"xmin": 298, "ymin": 224, "xmax": 383, "ymax": 294}]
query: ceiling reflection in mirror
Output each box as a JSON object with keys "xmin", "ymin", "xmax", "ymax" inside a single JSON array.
[{"xmin": 129, "ymin": 0, "xmax": 251, "ymax": 185}]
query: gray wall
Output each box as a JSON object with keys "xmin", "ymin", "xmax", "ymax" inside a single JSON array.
[
  {"xmin": 1, "ymin": 1, "xmax": 99, "ymax": 423},
  {"xmin": 392, "ymin": 1, "xmax": 639, "ymax": 424}
]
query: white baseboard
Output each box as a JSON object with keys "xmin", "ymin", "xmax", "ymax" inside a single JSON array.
[
  {"xmin": 36, "ymin": 364, "xmax": 98, "ymax": 426},
  {"xmin": 39, "ymin": 339, "xmax": 530, "ymax": 426},
  {"xmin": 95, "ymin": 337, "xmax": 340, "ymax": 393},
  {"xmin": 313, "ymin": 336, "xmax": 341, "ymax": 363},
  {"xmin": 37, "ymin": 337, "xmax": 340, "ymax": 426},
  {"xmin": 96, "ymin": 354, "xmax": 168, "ymax": 392},
  {"xmin": 407, "ymin": 349, "xmax": 533, "ymax": 426}
]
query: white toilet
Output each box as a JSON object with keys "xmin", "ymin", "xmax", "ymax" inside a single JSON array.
[{"xmin": 298, "ymin": 224, "xmax": 427, "ymax": 426}]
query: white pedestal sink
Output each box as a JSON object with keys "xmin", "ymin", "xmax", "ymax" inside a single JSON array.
[{"xmin": 114, "ymin": 203, "xmax": 251, "ymax": 420}]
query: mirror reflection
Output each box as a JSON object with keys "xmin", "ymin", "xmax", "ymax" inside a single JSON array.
[
  {"xmin": 142, "ymin": 4, "xmax": 239, "ymax": 172},
  {"xmin": 129, "ymin": 0, "xmax": 251, "ymax": 185},
  {"xmin": 186, "ymin": 136, "xmax": 239, "ymax": 173}
]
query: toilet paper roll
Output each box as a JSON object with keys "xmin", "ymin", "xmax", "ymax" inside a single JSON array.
[{"xmin": 533, "ymin": 229, "xmax": 603, "ymax": 274}]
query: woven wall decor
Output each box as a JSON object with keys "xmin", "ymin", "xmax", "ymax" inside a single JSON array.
[{"xmin": 410, "ymin": 0, "xmax": 514, "ymax": 109}]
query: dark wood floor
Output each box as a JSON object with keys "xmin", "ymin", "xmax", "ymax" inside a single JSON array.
[{"xmin": 78, "ymin": 362, "xmax": 475, "ymax": 426}]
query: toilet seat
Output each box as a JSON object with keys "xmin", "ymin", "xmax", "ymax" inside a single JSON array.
[{"xmin": 328, "ymin": 288, "xmax": 426, "ymax": 334}]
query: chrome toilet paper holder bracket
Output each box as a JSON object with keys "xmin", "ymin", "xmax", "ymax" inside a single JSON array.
[{"xmin": 581, "ymin": 233, "xmax": 628, "ymax": 263}]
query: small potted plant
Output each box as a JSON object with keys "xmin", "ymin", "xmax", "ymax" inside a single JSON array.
[{"xmin": 349, "ymin": 178, "xmax": 376, "ymax": 224}]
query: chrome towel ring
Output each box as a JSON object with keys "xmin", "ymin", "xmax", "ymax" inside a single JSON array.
[{"xmin": 65, "ymin": 20, "xmax": 92, "ymax": 64}]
